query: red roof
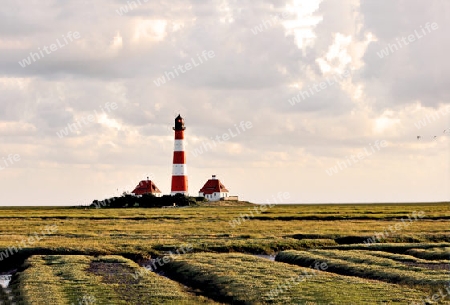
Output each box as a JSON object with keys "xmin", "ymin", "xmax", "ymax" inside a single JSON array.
[
  {"xmin": 199, "ymin": 178, "xmax": 229, "ymax": 195},
  {"xmin": 132, "ymin": 180, "xmax": 162, "ymax": 195}
]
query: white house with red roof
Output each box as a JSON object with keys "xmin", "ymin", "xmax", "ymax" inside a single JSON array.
[
  {"xmin": 198, "ymin": 175, "xmax": 231, "ymax": 201},
  {"xmin": 131, "ymin": 179, "xmax": 162, "ymax": 197}
]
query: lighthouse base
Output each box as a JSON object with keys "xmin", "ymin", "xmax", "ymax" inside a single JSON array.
[{"xmin": 171, "ymin": 191, "xmax": 189, "ymax": 196}]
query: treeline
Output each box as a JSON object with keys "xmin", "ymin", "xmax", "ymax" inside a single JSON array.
[{"xmin": 90, "ymin": 194, "xmax": 202, "ymax": 209}]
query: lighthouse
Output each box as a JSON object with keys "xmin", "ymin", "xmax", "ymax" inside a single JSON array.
[{"xmin": 171, "ymin": 114, "xmax": 188, "ymax": 196}]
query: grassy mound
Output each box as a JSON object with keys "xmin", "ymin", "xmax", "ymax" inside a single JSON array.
[
  {"xmin": 406, "ymin": 247, "xmax": 450, "ymax": 260},
  {"xmin": 162, "ymin": 252, "xmax": 426, "ymax": 304},
  {"xmin": 276, "ymin": 249, "xmax": 450, "ymax": 289},
  {"xmin": 15, "ymin": 255, "xmax": 218, "ymax": 304}
]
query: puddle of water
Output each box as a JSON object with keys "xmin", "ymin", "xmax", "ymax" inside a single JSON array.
[
  {"xmin": 0, "ymin": 274, "xmax": 12, "ymax": 288},
  {"xmin": 254, "ymin": 254, "xmax": 276, "ymax": 261},
  {"xmin": 0, "ymin": 270, "xmax": 16, "ymax": 289}
]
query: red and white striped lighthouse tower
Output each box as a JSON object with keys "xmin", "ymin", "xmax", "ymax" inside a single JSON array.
[{"xmin": 171, "ymin": 114, "xmax": 188, "ymax": 195}]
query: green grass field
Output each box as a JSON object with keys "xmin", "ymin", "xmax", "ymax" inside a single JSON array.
[
  {"xmin": 15, "ymin": 255, "xmax": 217, "ymax": 305},
  {"xmin": 0, "ymin": 202, "xmax": 449, "ymax": 304}
]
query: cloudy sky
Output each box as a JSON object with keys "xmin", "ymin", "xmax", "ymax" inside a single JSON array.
[{"xmin": 0, "ymin": 0, "xmax": 449, "ymax": 206}]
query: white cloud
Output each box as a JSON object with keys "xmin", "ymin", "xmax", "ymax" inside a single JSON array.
[
  {"xmin": 132, "ymin": 19, "xmax": 168, "ymax": 43},
  {"xmin": 0, "ymin": 0, "xmax": 448, "ymax": 205},
  {"xmin": 283, "ymin": 0, "xmax": 323, "ymax": 50}
]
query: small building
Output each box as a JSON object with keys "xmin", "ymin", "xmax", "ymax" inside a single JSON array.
[
  {"xmin": 131, "ymin": 179, "xmax": 162, "ymax": 197},
  {"xmin": 199, "ymin": 175, "xmax": 230, "ymax": 201}
]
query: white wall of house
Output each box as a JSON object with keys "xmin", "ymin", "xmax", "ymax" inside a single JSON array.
[{"xmin": 199, "ymin": 192, "xmax": 229, "ymax": 201}]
